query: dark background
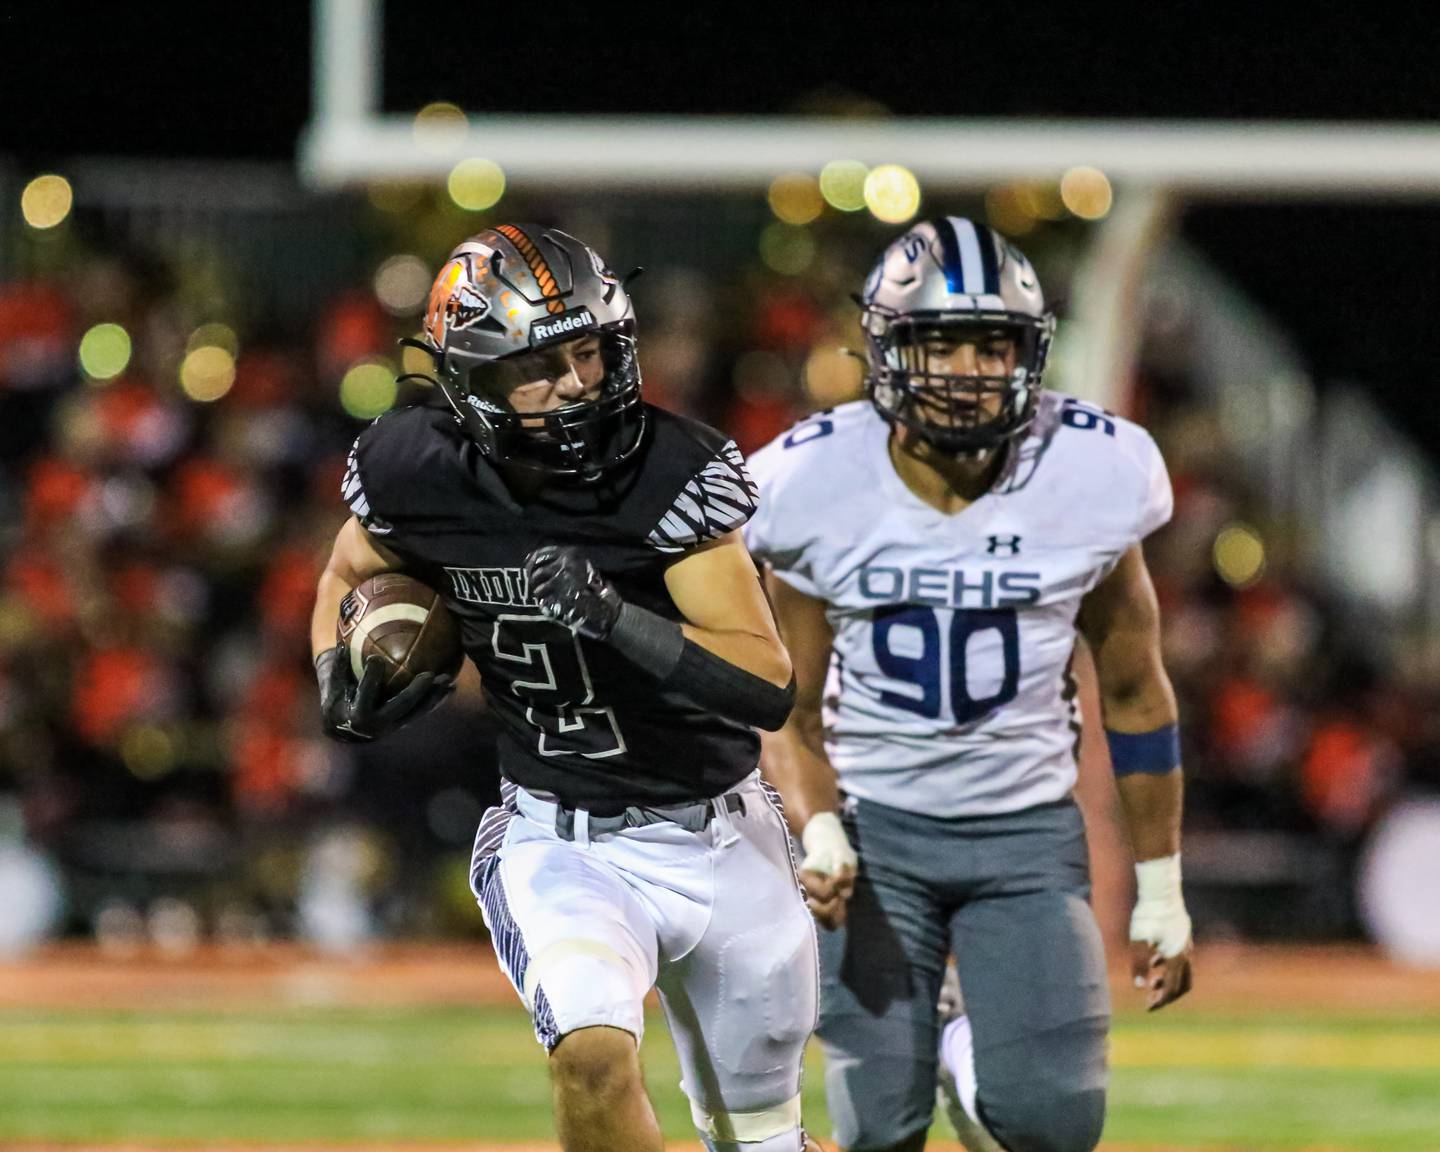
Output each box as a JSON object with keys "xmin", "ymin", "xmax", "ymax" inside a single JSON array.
[{"xmin": 3, "ymin": 5, "xmax": 1438, "ymax": 450}]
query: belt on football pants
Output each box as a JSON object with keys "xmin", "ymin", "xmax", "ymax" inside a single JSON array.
[{"xmin": 516, "ymin": 788, "xmax": 747, "ymax": 842}]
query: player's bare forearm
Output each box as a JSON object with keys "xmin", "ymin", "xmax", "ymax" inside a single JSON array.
[
  {"xmin": 1116, "ymin": 769, "xmax": 1183, "ymax": 861},
  {"xmin": 1104, "ymin": 678, "xmax": 1181, "ymax": 860},
  {"xmin": 665, "ymin": 532, "xmax": 793, "ymax": 688},
  {"xmin": 761, "ymin": 715, "xmax": 842, "ymax": 836},
  {"xmin": 759, "ymin": 568, "xmax": 846, "ymax": 829},
  {"xmin": 758, "ymin": 568, "xmax": 856, "ymax": 923},
  {"xmin": 1079, "ymin": 544, "xmax": 1183, "ymax": 861},
  {"xmin": 311, "ymin": 568, "xmax": 355, "ymax": 660},
  {"xmin": 310, "ymin": 517, "xmax": 402, "ymax": 660}
]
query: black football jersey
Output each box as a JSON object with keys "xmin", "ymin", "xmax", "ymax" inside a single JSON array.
[{"xmin": 341, "ymin": 400, "xmax": 763, "ymax": 807}]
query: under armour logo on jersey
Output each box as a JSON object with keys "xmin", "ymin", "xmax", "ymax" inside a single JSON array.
[{"xmin": 987, "ymin": 535, "xmax": 1022, "ymax": 556}]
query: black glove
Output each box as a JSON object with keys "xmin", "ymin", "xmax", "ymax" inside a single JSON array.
[
  {"xmin": 524, "ymin": 545, "xmax": 623, "ymax": 640},
  {"xmin": 315, "ymin": 645, "xmax": 455, "ymax": 743}
]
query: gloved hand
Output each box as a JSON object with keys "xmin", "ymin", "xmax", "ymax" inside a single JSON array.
[
  {"xmin": 524, "ymin": 545, "xmax": 623, "ymax": 640},
  {"xmin": 315, "ymin": 645, "xmax": 454, "ymax": 743}
]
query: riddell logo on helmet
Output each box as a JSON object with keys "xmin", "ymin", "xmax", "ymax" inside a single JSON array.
[{"xmin": 529, "ymin": 308, "xmax": 596, "ymax": 344}]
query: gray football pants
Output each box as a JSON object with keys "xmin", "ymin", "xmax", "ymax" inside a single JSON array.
[{"xmin": 817, "ymin": 796, "xmax": 1109, "ymax": 1152}]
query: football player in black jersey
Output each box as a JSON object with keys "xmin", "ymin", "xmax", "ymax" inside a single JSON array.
[{"xmin": 309, "ymin": 226, "xmax": 820, "ymax": 1152}]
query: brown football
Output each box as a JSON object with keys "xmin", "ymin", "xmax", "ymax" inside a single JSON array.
[{"xmin": 336, "ymin": 572, "xmax": 464, "ymax": 693}]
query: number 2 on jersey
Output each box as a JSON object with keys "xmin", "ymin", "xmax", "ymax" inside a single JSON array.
[
  {"xmin": 492, "ymin": 615, "xmax": 627, "ymax": 759},
  {"xmin": 872, "ymin": 605, "xmax": 1020, "ymax": 724}
]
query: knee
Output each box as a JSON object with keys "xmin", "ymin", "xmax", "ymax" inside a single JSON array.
[
  {"xmin": 549, "ymin": 1026, "xmax": 643, "ymax": 1103},
  {"xmin": 528, "ymin": 937, "xmax": 649, "ymax": 1042},
  {"xmin": 983, "ymin": 1085, "xmax": 1105, "ymax": 1152}
]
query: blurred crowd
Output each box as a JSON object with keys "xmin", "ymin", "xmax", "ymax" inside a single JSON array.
[
  {"xmin": 0, "ymin": 191, "xmax": 1432, "ymax": 953},
  {"xmin": 1136, "ymin": 324, "xmax": 1440, "ymax": 937}
]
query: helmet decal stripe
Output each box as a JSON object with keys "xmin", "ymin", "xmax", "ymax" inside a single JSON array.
[
  {"xmin": 950, "ymin": 216, "xmax": 986, "ymax": 296},
  {"xmin": 974, "ymin": 222, "xmax": 1001, "ymax": 294},
  {"xmin": 495, "ymin": 224, "xmax": 567, "ymax": 315},
  {"xmin": 934, "ymin": 216, "xmax": 966, "ymax": 294}
]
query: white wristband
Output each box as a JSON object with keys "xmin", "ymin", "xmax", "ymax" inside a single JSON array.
[
  {"xmin": 800, "ymin": 812, "xmax": 858, "ymax": 876},
  {"xmin": 1130, "ymin": 853, "xmax": 1192, "ymax": 960}
]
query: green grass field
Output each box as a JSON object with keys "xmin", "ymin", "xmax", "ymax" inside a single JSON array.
[{"xmin": 2, "ymin": 1004, "xmax": 1439, "ymax": 1149}]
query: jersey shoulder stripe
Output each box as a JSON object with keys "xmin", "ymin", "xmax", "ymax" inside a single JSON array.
[
  {"xmin": 647, "ymin": 440, "xmax": 759, "ymax": 552},
  {"xmin": 343, "ymin": 429, "xmax": 395, "ymax": 535}
]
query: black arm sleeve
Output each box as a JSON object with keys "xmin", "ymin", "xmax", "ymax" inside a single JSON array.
[
  {"xmin": 669, "ymin": 640, "xmax": 796, "ymax": 732},
  {"xmin": 608, "ymin": 601, "xmax": 796, "ymax": 731}
]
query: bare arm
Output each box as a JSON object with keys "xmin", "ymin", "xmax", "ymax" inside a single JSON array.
[
  {"xmin": 1078, "ymin": 544, "xmax": 1181, "ymax": 861},
  {"xmin": 663, "ymin": 531, "xmax": 793, "ymax": 689},
  {"xmin": 759, "ymin": 570, "xmax": 840, "ymax": 833},
  {"xmin": 758, "ymin": 567, "xmax": 856, "ymax": 928},
  {"xmin": 1079, "ymin": 543, "xmax": 1193, "ymax": 1009},
  {"xmin": 310, "ymin": 516, "xmax": 404, "ymax": 661}
]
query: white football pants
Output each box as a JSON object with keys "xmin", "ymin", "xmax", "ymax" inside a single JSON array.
[{"xmin": 471, "ymin": 771, "xmax": 819, "ymax": 1150}]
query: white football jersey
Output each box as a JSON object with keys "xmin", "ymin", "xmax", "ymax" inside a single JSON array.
[{"xmin": 746, "ymin": 392, "xmax": 1172, "ymax": 818}]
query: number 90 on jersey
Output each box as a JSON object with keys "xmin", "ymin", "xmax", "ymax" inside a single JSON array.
[{"xmin": 870, "ymin": 605, "xmax": 1021, "ymax": 725}]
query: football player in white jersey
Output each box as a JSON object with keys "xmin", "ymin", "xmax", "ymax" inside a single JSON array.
[{"xmin": 746, "ymin": 217, "xmax": 1194, "ymax": 1152}]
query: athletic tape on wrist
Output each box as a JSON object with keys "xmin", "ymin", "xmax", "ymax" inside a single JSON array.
[
  {"xmin": 1131, "ymin": 852, "xmax": 1191, "ymax": 958},
  {"xmin": 800, "ymin": 812, "xmax": 856, "ymax": 874},
  {"xmin": 1105, "ymin": 723, "xmax": 1180, "ymax": 777},
  {"xmin": 1134, "ymin": 853, "xmax": 1184, "ymax": 904}
]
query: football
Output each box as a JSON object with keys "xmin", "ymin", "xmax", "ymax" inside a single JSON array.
[{"xmin": 336, "ymin": 572, "xmax": 464, "ymax": 693}]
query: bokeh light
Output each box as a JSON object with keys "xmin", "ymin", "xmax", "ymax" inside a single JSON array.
[
  {"xmin": 984, "ymin": 186, "xmax": 1038, "ymax": 237},
  {"xmin": 819, "ymin": 160, "xmax": 869, "ymax": 212},
  {"xmin": 186, "ymin": 323, "xmax": 238, "ymax": 357},
  {"xmin": 1060, "ymin": 166, "xmax": 1114, "ymax": 220},
  {"xmin": 803, "ymin": 345, "xmax": 865, "ymax": 406},
  {"xmin": 340, "ymin": 360, "xmax": 398, "ymax": 419},
  {"xmin": 179, "ymin": 345, "xmax": 237, "ymax": 402},
  {"xmin": 759, "ymin": 223, "xmax": 816, "ymax": 275},
  {"xmin": 1017, "ymin": 182, "xmax": 1066, "ymax": 221},
  {"xmin": 447, "ymin": 159, "xmax": 506, "ymax": 211},
  {"xmin": 767, "ymin": 172, "xmax": 824, "ymax": 225},
  {"xmin": 121, "ymin": 725, "xmax": 176, "ymax": 780},
  {"xmin": 1213, "ymin": 522, "xmax": 1267, "ymax": 588},
  {"xmin": 863, "ymin": 164, "xmax": 921, "ymax": 224},
  {"xmin": 413, "ymin": 101, "xmax": 469, "ymax": 147},
  {"xmin": 374, "ymin": 255, "xmax": 432, "ymax": 316},
  {"xmin": 78, "ymin": 323, "xmax": 131, "ymax": 381},
  {"xmin": 21, "ymin": 174, "xmax": 73, "ymax": 230}
]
